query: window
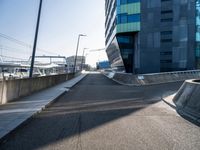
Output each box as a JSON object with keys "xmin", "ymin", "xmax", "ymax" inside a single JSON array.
[
  {"xmin": 127, "ymin": 14, "xmax": 140, "ymax": 22},
  {"xmin": 161, "ymin": 31, "xmax": 172, "ymax": 35},
  {"xmin": 160, "ymin": 51, "xmax": 172, "ymax": 55},
  {"xmin": 161, "ymin": 18, "xmax": 173, "ymax": 22},
  {"xmin": 160, "ymin": 60, "xmax": 172, "ymax": 63},
  {"xmin": 161, "ymin": 10, "xmax": 173, "ymax": 14},
  {"xmin": 120, "ymin": 0, "xmax": 140, "ymax": 5},
  {"xmin": 117, "ymin": 36, "xmax": 130, "ymax": 43},
  {"xmin": 117, "ymin": 13, "xmax": 140, "ymax": 24},
  {"xmin": 161, "ymin": 0, "xmax": 171, "ymax": 2},
  {"xmin": 161, "ymin": 39, "xmax": 172, "ymax": 43}
]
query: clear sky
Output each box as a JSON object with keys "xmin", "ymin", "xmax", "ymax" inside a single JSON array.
[{"xmin": 0, "ymin": 0, "xmax": 107, "ymax": 67}]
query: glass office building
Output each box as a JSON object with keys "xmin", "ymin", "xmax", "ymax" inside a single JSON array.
[
  {"xmin": 105, "ymin": 0, "xmax": 140, "ymax": 73},
  {"xmin": 105, "ymin": 0, "xmax": 197, "ymax": 73},
  {"xmin": 196, "ymin": 0, "xmax": 200, "ymax": 69}
]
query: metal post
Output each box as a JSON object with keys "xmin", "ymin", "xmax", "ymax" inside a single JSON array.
[
  {"xmin": 0, "ymin": 67, "xmax": 4, "ymax": 104},
  {"xmin": 73, "ymin": 35, "xmax": 80, "ymax": 74},
  {"xmin": 81, "ymin": 49, "xmax": 85, "ymax": 71},
  {"xmin": 73, "ymin": 34, "xmax": 86, "ymax": 74},
  {"xmin": 29, "ymin": 0, "xmax": 43, "ymax": 78},
  {"xmin": 81, "ymin": 48, "xmax": 88, "ymax": 71}
]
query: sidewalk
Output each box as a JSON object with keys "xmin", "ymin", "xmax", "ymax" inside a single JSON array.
[{"xmin": 0, "ymin": 73, "xmax": 87, "ymax": 141}]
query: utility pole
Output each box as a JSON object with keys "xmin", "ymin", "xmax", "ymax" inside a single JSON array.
[
  {"xmin": 81, "ymin": 48, "xmax": 88, "ymax": 71},
  {"xmin": 29, "ymin": 0, "xmax": 43, "ymax": 78},
  {"xmin": 73, "ymin": 34, "xmax": 86, "ymax": 74}
]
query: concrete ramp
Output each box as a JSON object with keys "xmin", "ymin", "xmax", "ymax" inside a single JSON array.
[{"xmin": 173, "ymin": 80, "xmax": 200, "ymax": 119}]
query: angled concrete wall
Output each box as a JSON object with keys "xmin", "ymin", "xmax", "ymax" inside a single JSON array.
[
  {"xmin": 173, "ymin": 79, "xmax": 200, "ymax": 119},
  {"xmin": 0, "ymin": 73, "xmax": 74, "ymax": 104},
  {"xmin": 103, "ymin": 70, "xmax": 200, "ymax": 85}
]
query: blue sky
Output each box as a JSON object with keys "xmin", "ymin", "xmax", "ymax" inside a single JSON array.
[{"xmin": 0, "ymin": 0, "xmax": 106, "ymax": 66}]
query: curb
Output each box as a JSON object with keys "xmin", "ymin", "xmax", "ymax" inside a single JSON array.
[
  {"xmin": 161, "ymin": 95, "xmax": 176, "ymax": 110},
  {"xmin": 102, "ymin": 72, "xmax": 184, "ymax": 86},
  {"xmin": 162, "ymin": 94, "xmax": 200, "ymax": 126},
  {"xmin": 101, "ymin": 72, "xmax": 138, "ymax": 86}
]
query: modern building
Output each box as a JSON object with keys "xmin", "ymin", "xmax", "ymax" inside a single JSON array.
[
  {"xmin": 105, "ymin": 0, "xmax": 200, "ymax": 74},
  {"xmin": 96, "ymin": 60, "xmax": 111, "ymax": 69},
  {"xmin": 66, "ymin": 56, "xmax": 85, "ymax": 73}
]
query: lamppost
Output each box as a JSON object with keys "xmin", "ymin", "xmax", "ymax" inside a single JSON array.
[
  {"xmin": 29, "ymin": 0, "xmax": 43, "ymax": 78},
  {"xmin": 81, "ymin": 48, "xmax": 88, "ymax": 71},
  {"xmin": 73, "ymin": 34, "xmax": 87, "ymax": 74}
]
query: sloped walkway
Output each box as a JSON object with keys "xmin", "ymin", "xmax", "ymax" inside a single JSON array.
[{"xmin": 0, "ymin": 74, "xmax": 87, "ymax": 140}]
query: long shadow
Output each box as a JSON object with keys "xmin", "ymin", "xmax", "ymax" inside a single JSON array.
[
  {"xmin": 0, "ymin": 100, "xmax": 157, "ymax": 150},
  {"xmin": 0, "ymin": 73, "xmax": 183, "ymax": 150}
]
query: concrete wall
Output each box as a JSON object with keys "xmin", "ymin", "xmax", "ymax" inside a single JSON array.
[
  {"xmin": 173, "ymin": 79, "xmax": 200, "ymax": 120},
  {"xmin": 0, "ymin": 73, "xmax": 74, "ymax": 104},
  {"xmin": 104, "ymin": 70, "xmax": 200, "ymax": 86}
]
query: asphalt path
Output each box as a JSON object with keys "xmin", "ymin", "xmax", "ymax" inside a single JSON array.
[{"xmin": 0, "ymin": 73, "xmax": 200, "ymax": 150}]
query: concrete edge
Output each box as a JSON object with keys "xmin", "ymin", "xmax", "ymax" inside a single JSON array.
[
  {"xmin": 101, "ymin": 72, "xmax": 140, "ymax": 86},
  {"xmin": 0, "ymin": 89, "xmax": 66, "ymax": 143},
  {"xmin": 64, "ymin": 74, "xmax": 87, "ymax": 88},
  {"xmin": 162, "ymin": 93, "xmax": 200, "ymax": 126},
  {"xmin": 162, "ymin": 94, "xmax": 176, "ymax": 110},
  {"xmin": 0, "ymin": 73, "xmax": 87, "ymax": 143},
  {"xmin": 102, "ymin": 72, "xmax": 185, "ymax": 86}
]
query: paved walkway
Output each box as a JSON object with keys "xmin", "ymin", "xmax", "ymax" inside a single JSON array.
[
  {"xmin": 1, "ymin": 73, "xmax": 199, "ymax": 150},
  {"xmin": 0, "ymin": 73, "xmax": 87, "ymax": 140}
]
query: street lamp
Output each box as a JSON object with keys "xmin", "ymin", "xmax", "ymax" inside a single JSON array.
[
  {"xmin": 73, "ymin": 34, "xmax": 87, "ymax": 74},
  {"xmin": 29, "ymin": 0, "xmax": 43, "ymax": 78},
  {"xmin": 81, "ymin": 48, "xmax": 88, "ymax": 71}
]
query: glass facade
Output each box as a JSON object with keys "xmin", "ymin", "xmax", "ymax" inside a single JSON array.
[
  {"xmin": 118, "ymin": 0, "xmax": 140, "ymax": 5},
  {"xmin": 117, "ymin": 35, "xmax": 134, "ymax": 72},
  {"xmin": 105, "ymin": 0, "xmax": 140, "ymax": 73},
  {"xmin": 106, "ymin": 0, "xmax": 196, "ymax": 74},
  {"xmin": 196, "ymin": 0, "xmax": 200, "ymax": 68},
  {"xmin": 116, "ymin": 1, "xmax": 140, "ymax": 33}
]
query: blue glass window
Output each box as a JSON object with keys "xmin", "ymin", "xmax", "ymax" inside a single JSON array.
[
  {"xmin": 127, "ymin": 14, "xmax": 140, "ymax": 22},
  {"xmin": 117, "ymin": 36, "xmax": 130, "ymax": 43},
  {"xmin": 117, "ymin": 14, "xmax": 140, "ymax": 24},
  {"xmin": 196, "ymin": 0, "xmax": 200, "ymax": 68},
  {"xmin": 120, "ymin": 0, "xmax": 140, "ymax": 5}
]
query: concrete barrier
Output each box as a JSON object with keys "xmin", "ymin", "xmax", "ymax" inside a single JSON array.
[
  {"xmin": 173, "ymin": 79, "xmax": 200, "ymax": 119},
  {"xmin": 0, "ymin": 73, "xmax": 74, "ymax": 104},
  {"xmin": 103, "ymin": 70, "xmax": 200, "ymax": 86}
]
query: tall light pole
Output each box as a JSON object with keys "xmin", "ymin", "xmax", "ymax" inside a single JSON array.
[
  {"xmin": 73, "ymin": 34, "xmax": 86, "ymax": 74},
  {"xmin": 29, "ymin": 0, "xmax": 43, "ymax": 78},
  {"xmin": 81, "ymin": 48, "xmax": 88, "ymax": 71}
]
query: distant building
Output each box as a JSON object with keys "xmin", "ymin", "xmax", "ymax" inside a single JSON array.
[
  {"xmin": 66, "ymin": 56, "xmax": 85, "ymax": 72},
  {"xmin": 96, "ymin": 61, "xmax": 111, "ymax": 69},
  {"xmin": 105, "ymin": 0, "xmax": 200, "ymax": 74}
]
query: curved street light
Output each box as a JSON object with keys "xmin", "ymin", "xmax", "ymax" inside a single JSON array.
[
  {"xmin": 73, "ymin": 34, "xmax": 87, "ymax": 74},
  {"xmin": 81, "ymin": 48, "xmax": 88, "ymax": 71},
  {"xmin": 29, "ymin": 0, "xmax": 43, "ymax": 78}
]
